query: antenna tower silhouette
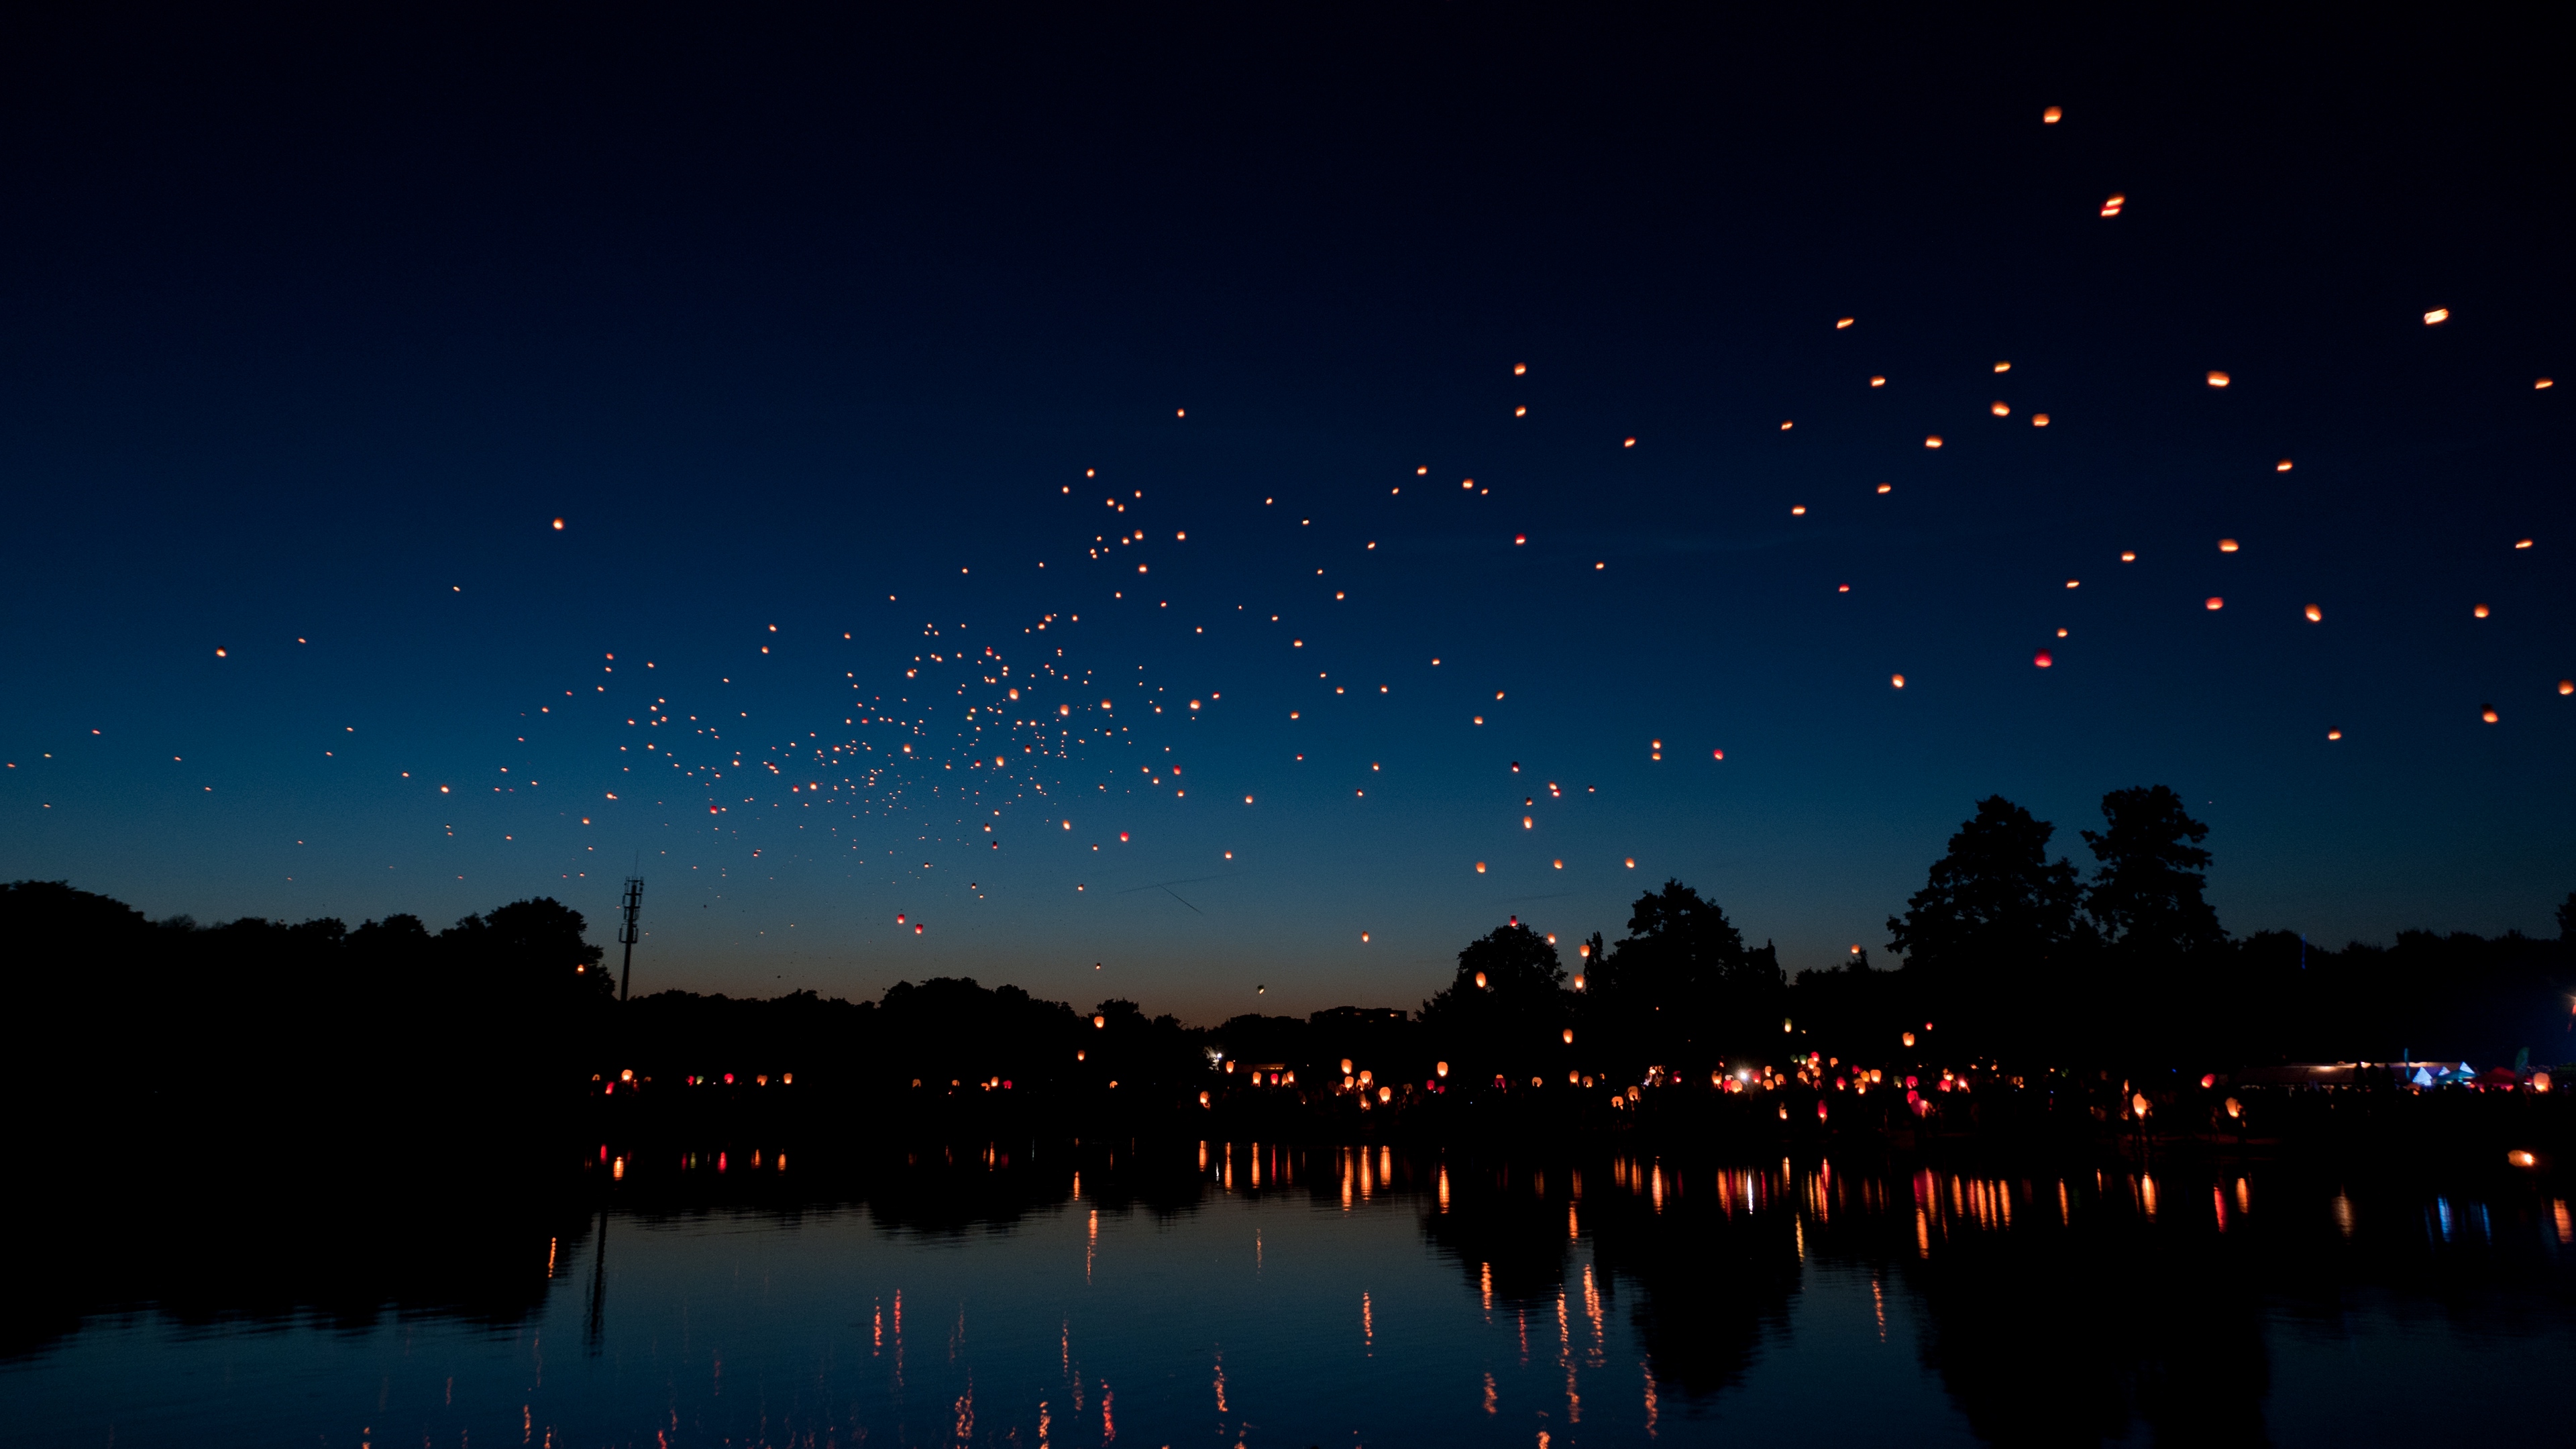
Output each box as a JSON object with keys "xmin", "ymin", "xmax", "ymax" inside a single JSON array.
[{"xmin": 616, "ymin": 875, "xmax": 645, "ymax": 1000}]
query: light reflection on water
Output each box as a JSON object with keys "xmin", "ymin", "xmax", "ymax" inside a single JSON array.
[{"xmin": 7, "ymin": 1145, "xmax": 2573, "ymax": 1447}]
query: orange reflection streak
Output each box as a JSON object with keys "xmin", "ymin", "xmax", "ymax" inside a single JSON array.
[
  {"xmin": 1872, "ymin": 1275, "xmax": 1888, "ymax": 1341},
  {"xmin": 1362, "ymin": 1291, "xmax": 1375, "ymax": 1353},
  {"xmin": 1101, "ymin": 1383, "xmax": 1114, "ymax": 1444},
  {"xmin": 1440, "ymin": 1166, "xmax": 1452, "ymax": 1211},
  {"xmin": 1482, "ymin": 1370, "xmax": 1498, "ymax": 1415},
  {"xmin": 1481, "ymin": 1260, "xmax": 1494, "ymax": 1316},
  {"xmin": 1643, "ymin": 1362, "xmax": 1660, "ymax": 1439},
  {"xmin": 1213, "ymin": 1350, "xmax": 1227, "ymax": 1414}
]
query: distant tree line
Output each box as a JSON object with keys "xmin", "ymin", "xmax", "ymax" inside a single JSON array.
[{"xmin": 6, "ymin": 783, "xmax": 2568, "ymax": 1135}]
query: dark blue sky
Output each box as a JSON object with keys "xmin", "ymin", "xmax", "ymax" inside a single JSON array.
[{"xmin": 3, "ymin": 7, "xmax": 2568, "ymax": 1022}]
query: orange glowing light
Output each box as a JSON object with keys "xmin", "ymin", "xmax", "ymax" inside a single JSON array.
[
  {"xmin": 2305, "ymin": 604, "xmax": 2323, "ymax": 622},
  {"xmin": 1924, "ymin": 435, "xmax": 1943, "ymax": 448},
  {"xmin": 2219, "ymin": 538, "xmax": 2239, "ymax": 553},
  {"xmin": 2043, "ymin": 105, "xmax": 2063, "ymax": 123},
  {"xmin": 2276, "ymin": 459, "xmax": 2294, "ymax": 472},
  {"xmin": 1990, "ymin": 402, "xmax": 2010, "ymax": 417},
  {"xmin": 1835, "ymin": 317, "xmax": 1854, "ymax": 329},
  {"xmin": 2473, "ymin": 604, "xmax": 2491, "ymax": 619},
  {"xmin": 1869, "ymin": 375, "xmax": 1886, "ymax": 387},
  {"xmin": 2481, "ymin": 706, "xmax": 2500, "ymax": 723},
  {"xmin": 2326, "ymin": 729, "xmax": 2343, "ymax": 740},
  {"xmin": 551, "ymin": 518, "xmax": 564, "ymax": 530},
  {"xmin": 1890, "ymin": 674, "xmax": 1907, "ymax": 688},
  {"xmin": 2205, "ymin": 597, "xmax": 2224, "ymax": 610},
  {"xmin": 2100, "ymin": 194, "xmax": 2125, "ymax": 216},
  {"xmin": 2206, "ymin": 370, "xmax": 2230, "ymax": 387},
  {"xmin": 1790, "ymin": 504, "xmax": 1806, "ymax": 516},
  {"xmin": 2034, "ymin": 651, "xmax": 2053, "ymax": 668},
  {"xmin": 2424, "ymin": 308, "xmax": 2449, "ymax": 324}
]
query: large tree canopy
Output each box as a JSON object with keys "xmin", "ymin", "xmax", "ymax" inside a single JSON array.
[{"xmin": 1886, "ymin": 796, "xmax": 2088, "ymax": 1058}]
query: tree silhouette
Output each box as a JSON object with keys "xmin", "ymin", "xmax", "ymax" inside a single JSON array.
[
  {"xmin": 1420, "ymin": 923, "xmax": 1569, "ymax": 1081},
  {"xmin": 1589, "ymin": 879, "xmax": 1779, "ymax": 1072},
  {"xmin": 1885, "ymin": 796, "xmax": 2088, "ymax": 1061},
  {"xmin": 2082, "ymin": 786, "xmax": 2226, "ymax": 960}
]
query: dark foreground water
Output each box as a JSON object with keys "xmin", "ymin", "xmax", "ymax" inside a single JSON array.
[{"xmin": 7, "ymin": 1142, "xmax": 2573, "ymax": 1447}]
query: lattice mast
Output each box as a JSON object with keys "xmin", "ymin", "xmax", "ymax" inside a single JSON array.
[{"xmin": 616, "ymin": 875, "xmax": 644, "ymax": 1001}]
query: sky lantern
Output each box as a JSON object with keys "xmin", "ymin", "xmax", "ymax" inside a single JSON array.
[
  {"xmin": 2515, "ymin": 538, "xmax": 2534, "ymax": 549},
  {"xmin": 2121, "ymin": 551, "xmax": 2137, "ymax": 562},
  {"xmin": 2326, "ymin": 729, "xmax": 2343, "ymax": 740},
  {"xmin": 2424, "ymin": 307, "xmax": 2449, "ymax": 324},
  {"xmin": 1474, "ymin": 861, "xmax": 1487, "ymax": 873},
  {"xmin": 2206, "ymin": 597, "xmax": 2224, "ymax": 610},
  {"xmin": 1360, "ymin": 931, "xmax": 1371, "ymax": 942},
  {"xmin": 896, "ymin": 913, "xmax": 906, "ymax": 923},
  {"xmin": 1994, "ymin": 361, "xmax": 2011, "ymax": 373},
  {"xmin": 1876, "ymin": 482, "xmax": 1892, "ymax": 493},
  {"xmin": 1924, "ymin": 435, "xmax": 1943, "ymax": 448},
  {"xmin": 2206, "ymin": 370, "xmax": 2230, "ymax": 387},
  {"xmin": 1513, "ymin": 363, "xmax": 1526, "ymax": 374},
  {"xmin": 1622, "ymin": 437, "xmax": 1636, "ymax": 447},
  {"xmin": 2276, "ymin": 459, "xmax": 2294, "ymax": 472},
  {"xmin": 1835, "ymin": 317, "xmax": 1854, "ymax": 329},
  {"xmin": 2032, "ymin": 413, "xmax": 2050, "ymax": 426},
  {"xmin": 1562, "ymin": 1028, "xmax": 1575, "ymax": 1044},
  {"xmin": 1890, "ymin": 674, "xmax": 1906, "ymax": 688},
  {"xmin": 1902, "ymin": 1031, "xmax": 1915, "ymax": 1047},
  {"xmin": 2131, "ymin": 1093, "xmax": 2151, "ymax": 1118},
  {"xmin": 2306, "ymin": 604, "xmax": 2324, "ymax": 622},
  {"xmin": 2043, "ymin": 105, "xmax": 2063, "ymax": 123},
  {"xmin": 1870, "ymin": 375, "xmax": 1885, "ymax": 387},
  {"xmin": 2034, "ymin": 651, "xmax": 2053, "ymax": 668},
  {"xmin": 1990, "ymin": 402, "xmax": 2010, "ymax": 417},
  {"xmin": 1791, "ymin": 504, "xmax": 1806, "ymax": 515},
  {"xmin": 2218, "ymin": 538, "xmax": 2240, "ymax": 552},
  {"xmin": 1474, "ymin": 973, "xmax": 1487, "ymax": 989},
  {"xmin": 2559, "ymin": 681, "xmax": 2573, "ymax": 696},
  {"xmin": 2473, "ymin": 604, "xmax": 2491, "ymax": 618},
  {"xmin": 2538, "ymin": 378, "xmax": 2555, "ymax": 389},
  {"xmin": 1093, "ymin": 1014, "xmax": 1107, "ymax": 1028},
  {"xmin": 1623, "ymin": 857, "xmax": 1636, "ymax": 869},
  {"xmin": 2100, "ymin": 194, "xmax": 2125, "ymax": 217},
  {"xmin": 551, "ymin": 518, "xmax": 565, "ymax": 530},
  {"xmin": 1340, "ymin": 1058, "xmax": 1354, "ymax": 1074},
  {"xmin": 2481, "ymin": 705, "xmax": 2500, "ymax": 723}
]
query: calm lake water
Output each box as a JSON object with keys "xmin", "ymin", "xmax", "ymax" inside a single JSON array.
[{"xmin": 9, "ymin": 1142, "xmax": 2573, "ymax": 1447}]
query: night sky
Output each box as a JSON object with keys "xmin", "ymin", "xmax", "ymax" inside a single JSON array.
[{"xmin": 3, "ymin": 7, "xmax": 2568, "ymax": 1022}]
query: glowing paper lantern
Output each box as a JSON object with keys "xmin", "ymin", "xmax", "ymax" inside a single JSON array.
[
  {"xmin": 2473, "ymin": 604, "xmax": 2491, "ymax": 618},
  {"xmin": 1890, "ymin": 674, "xmax": 1907, "ymax": 688},
  {"xmin": 1991, "ymin": 402, "xmax": 2010, "ymax": 417},
  {"xmin": 2206, "ymin": 597, "xmax": 2225, "ymax": 610},
  {"xmin": 2276, "ymin": 460, "xmax": 2294, "ymax": 472},
  {"xmin": 2305, "ymin": 604, "xmax": 2323, "ymax": 622},
  {"xmin": 2327, "ymin": 729, "xmax": 2343, "ymax": 740},
  {"xmin": 2043, "ymin": 105, "xmax": 2063, "ymax": 123},
  {"xmin": 2424, "ymin": 308, "xmax": 2449, "ymax": 324},
  {"xmin": 2031, "ymin": 413, "xmax": 2049, "ymax": 427},
  {"xmin": 1474, "ymin": 973, "xmax": 1487, "ymax": 989},
  {"xmin": 2206, "ymin": 370, "xmax": 2230, "ymax": 387},
  {"xmin": 2034, "ymin": 651, "xmax": 2053, "ymax": 668},
  {"xmin": 2481, "ymin": 706, "xmax": 2499, "ymax": 723},
  {"xmin": 1835, "ymin": 317, "xmax": 1854, "ymax": 329},
  {"xmin": 1924, "ymin": 435, "xmax": 1943, "ymax": 448},
  {"xmin": 2100, "ymin": 194, "xmax": 2125, "ymax": 217}
]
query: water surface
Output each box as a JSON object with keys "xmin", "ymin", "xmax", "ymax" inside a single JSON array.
[{"xmin": 9, "ymin": 1143, "xmax": 2572, "ymax": 1446}]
